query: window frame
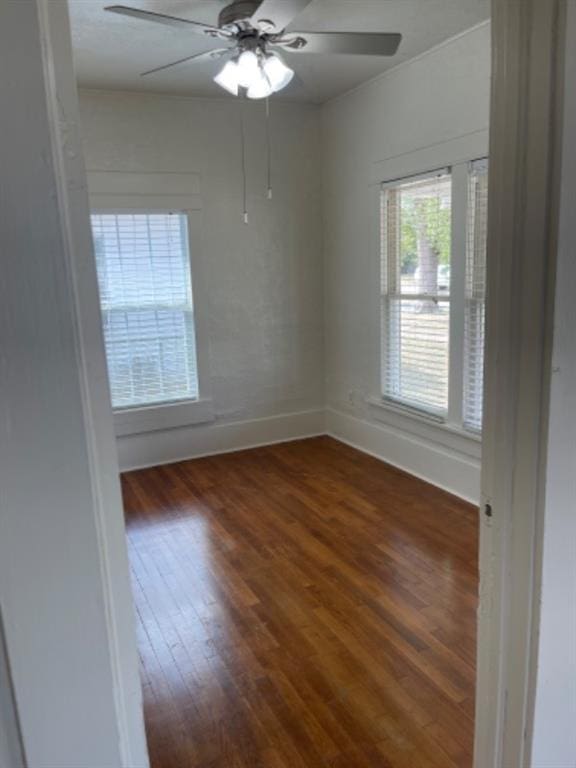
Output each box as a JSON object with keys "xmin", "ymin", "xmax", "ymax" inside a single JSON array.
[
  {"xmin": 88, "ymin": 172, "xmax": 213, "ymax": 436},
  {"xmin": 462, "ymin": 158, "xmax": 489, "ymax": 434},
  {"xmin": 380, "ymin": 167, "xmax": 453, "ymax": 420},
  {"xmin": 372, "ymin": 131, "xmax": 489, "ymax": 444}
]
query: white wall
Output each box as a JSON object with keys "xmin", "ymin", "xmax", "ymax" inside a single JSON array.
[
  {"xmin": 321, "ymin": 23, "xmax": 491, "ymax": 503},
  {"xmin": 530, "ymin": 2, "xmax": 576, "ymax": 764},
  {"xmin": 0, "ymin": 616, "xmax": 23, "ymax": 768},
  {"xmin": 78, "ymin": 91, "xmax": 324, "ymax": 470},
  {"xmin": 0, "ymin": 1, "xmax": 146, "ymax": 765}
]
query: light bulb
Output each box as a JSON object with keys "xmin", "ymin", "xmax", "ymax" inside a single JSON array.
[
  {"xmin": 236, "ymin": 50, "xmax": 260, "ymax": 88},
  {"xmin": 263, "ymin": 54, "xmax": 294, "ymax": 93},
  {"xmin": 246, "ymin": 70, "xmax": 274, "ymax": 99},
  {"xmin": 214, "ymin": 60, "xmax": 240, "ymax": 96}
]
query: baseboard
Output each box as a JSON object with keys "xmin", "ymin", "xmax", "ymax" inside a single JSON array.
[
  {"xmin": 118, "ymin": 406, "xmax": 481, "ymax": 504},
  {"xmin": 117, "ymin": 408, "xmax": 326, "ymax": 472},
  {"xmin": 326, "ymin": 407, "xmax": 481, "ymax": 504}
]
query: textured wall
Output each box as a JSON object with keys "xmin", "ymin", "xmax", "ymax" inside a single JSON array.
[{"xmin": 79, "ymin": 91, "xmax": 324, "ymax": 437}]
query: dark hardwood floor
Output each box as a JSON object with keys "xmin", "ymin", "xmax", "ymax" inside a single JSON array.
[{"xmin": 122, "ymin": 436, "xmax": 478, "ymax": 768}]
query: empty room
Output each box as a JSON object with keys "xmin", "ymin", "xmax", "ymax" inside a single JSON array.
[{"xmin": 1, "ymin": 2, "xmax": 575, "ymax": 768}]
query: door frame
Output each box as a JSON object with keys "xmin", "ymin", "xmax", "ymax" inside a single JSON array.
[
  {"xmin": 475, "ymin": 0, "xmax": 566, "ymax": 765},
  {"xmin": 37, "ymin": 1, "xmax": 149, "ymax": 764}
]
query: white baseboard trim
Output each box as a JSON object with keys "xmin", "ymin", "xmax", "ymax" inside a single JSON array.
[
  {"xmin": 118, "ymin": 405, "xmax": 480, "ymax": 504},
  {"xmin": 326, "ymin": 407, "xmax": 481, "ymax": 504},
  {"xmin": 117, "ymin": 408, "xmax": 326, "ymax": 472}
]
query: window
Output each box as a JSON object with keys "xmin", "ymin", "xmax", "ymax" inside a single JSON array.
[
  {"xmin": 463, "ymin": 160, "xmax": 489, "ymax": 432},
  {"xmin": 91, "ymin": 212, "xmax": 199, "ymax": 410},
  {"xmin": 381, "ymin": 160, "xmax": 488, "ymax": 432},
  {"xmin": 381, "ymin": 170, "xmax": 452, "ymax": 417}
]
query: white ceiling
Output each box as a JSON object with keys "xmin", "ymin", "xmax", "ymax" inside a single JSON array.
[{"xmin": 69, "ymin": 0, "xmax": 490, "ymax": 103}]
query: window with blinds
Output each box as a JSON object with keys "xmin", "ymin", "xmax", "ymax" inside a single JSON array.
[
  {"xmin": 91, "ymin": 212, "xmax": 199, "ymax": 410},
  {"xmin": 463, "ymin": 160, "xmax": 489, "ymax": 432},
  {"xmin": 381, "ymin": 171, "xmax": 452, "ymax": 416}
]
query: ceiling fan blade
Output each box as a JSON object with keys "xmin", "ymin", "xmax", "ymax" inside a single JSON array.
[
  {"xmin": 250, "ymin": 0, "xmax": 314, "ymax": 32},
  {"xmin": 141, "ymin": 48, "xmax": 232, "ymax": 77},
  {"xmin": 278, "ymin": 31, "xmax": 402, "ymax": 56},
  {"xmin": 105, "ymin": 5, "xmax": 230, "ymax": 37}
]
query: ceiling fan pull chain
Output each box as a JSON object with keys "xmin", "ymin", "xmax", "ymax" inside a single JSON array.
[
  {"xmin": 240, "ymin": 98, "xmax": 249, "ymax": 224},
  {"xmin": 266, "ymin": 96, "xmax": 273, "ymax": 200}
]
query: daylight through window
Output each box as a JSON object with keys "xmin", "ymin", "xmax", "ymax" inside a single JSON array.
[
  {"xmin": 381, "ymin": 161, "xmax": 488, "ymax": 431},
  {"xmin": 381, "ymin": 171, "xmax": 452, "ymax": 416},
  {"xmin": 91, "ymin": 212, "xmax": 199, "ymax": 410}
]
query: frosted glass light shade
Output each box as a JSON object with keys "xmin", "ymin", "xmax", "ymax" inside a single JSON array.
[
  {"xmin": 263, "ymin": 54, "xmax": 294, "ymax": 92},
  {"xmin": 213, "ymin": 50, "xmax": 295, "ymax": 98},
  {"xmin": 236, "ymin": 50, "xmax": 260, "ymax": 88},
  {"xmin": 247, "ymin": 71, "xmax": 274, "ymax": 99},
  {"xmin": 214, "ymin": 60, "xmax": 240, "ymax": 95}
]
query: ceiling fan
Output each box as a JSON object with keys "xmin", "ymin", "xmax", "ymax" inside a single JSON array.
[{"xmin": 105, "ymin": 0, "xmax": 402, "ymax": 99}]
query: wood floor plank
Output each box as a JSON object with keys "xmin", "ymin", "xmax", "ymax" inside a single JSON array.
[{"xmin": 122, "ymin": 436, "xmax": 478, "ymax": 768}]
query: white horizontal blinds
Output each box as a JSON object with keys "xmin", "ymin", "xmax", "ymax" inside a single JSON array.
[
  {"xmin": 463, "ymin": 159, "xmax": 489, "ymax": 431},
  {"xmin": 381, "ymin": 171, "xmax": 452, "ymax": 416},
  {"xmin": 91, "ymin": 213, "xmax": 199, "ymax": 409}
]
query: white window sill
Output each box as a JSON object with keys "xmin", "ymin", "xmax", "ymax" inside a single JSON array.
[
  {"xmin": 365, "ymin": 396, "xmax": 481, "ymax": 459},
  {"xmin": 114, "ymin": 398, "xmax": 214, "ymax": 438}
]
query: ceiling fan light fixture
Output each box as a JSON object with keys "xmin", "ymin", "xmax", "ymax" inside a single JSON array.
[
  {"xmin": 263, "ymin": 53, "xmax": 294, "ymax": 93},
  {"xmin": 214, "ymin": 60, "xmax": 240, "ymax": 95},
  {"xmin": 236, "ymin": 50, "xmax": 260, "ymax": 88},
  {"xmin": 246, "ymin": 70, "xmax": 274, "ymax": 99}
]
